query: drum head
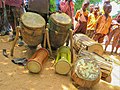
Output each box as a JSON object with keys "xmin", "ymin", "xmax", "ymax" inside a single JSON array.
[
  {"xmin": 50, "ymin": 12, "xmax": 71, "ymax": 25},
  {"xmin": 27, "ymin": 60, "xmax": 42, "ymax": 73},
  {"xmin": 88, "ymin": 44, "xmax": 103, "ymax": 55},
  {"xmin": 75, "ymin": 57, "xmax": 100, "ymax": 81},
  {"xmin": 55, "ymin": 59, "xmax": 71, "ymax": 75},
  {"xmin": 21, "ymin": 12, "xmax": 45, "ymax": 29}
]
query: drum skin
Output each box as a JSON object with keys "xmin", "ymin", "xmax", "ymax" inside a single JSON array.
[
  {"xmin": 20, "ymin": 12, "xmax": 46, "ymax": 46},
  {"xmin": 27, "ymin": 48, "xmax": 49, "ymax": 73},
  {"xmin": 49, "ymin": 13, "xmax": 72, "ymax": 49}
]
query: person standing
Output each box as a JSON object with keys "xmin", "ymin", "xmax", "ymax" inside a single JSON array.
[
  {"xmin": 89, "ymin": 4, "xmax": 94, "ymax": 13},
  {"xmin": 73, "ymin": 1, "xmax": 90, "ymax": 34},
  {"xmin": 87, "ymin": 5, "xmax": 100, "ymax": 38},
  {"xmin": 60, "ymin": 0, "xmax": 74, "ymax": 29},
  {"xmin": 105, "ymin": 14, "xmax": 120, "ymax": 53},
  {"xmin": 60, "ymin": 0, "xmax": 74, "ymax": 46},
  {"xmin": 92, "ymin": 4, "xmax": 112, "ymax": 43}
]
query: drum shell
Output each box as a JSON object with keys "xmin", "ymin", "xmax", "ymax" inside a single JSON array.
[
  {"xmin": 49, "ymin": 14, "xmax": 71, "ymax": 49},
  {"xmin": 71, "ymin": 57, "xmax": 101, "ymax": 88},
  {"xmin": 73, "ymin": 34, "xmax": 103, "ymax": 55},
  {"xmin": 20, "ymin": 22, "xmax": 45, "ymax": 46},
  {"xmin": 27, "ymin": 48, "xmax": 49, "ymax": 73},
  {"xmin": 55, "ymin": 46, "xmax": 71, "ymax": 75},
  {"xmin": 78, "ymin": 50, "xmax": 113, "ymax": 78},
  {"xmin": 20, "ymin": 12, "xmax": 46, "ymax": 46},
  {"xmin": 71, "ymin": 68, "xmax": 101, "ymax": 88}
]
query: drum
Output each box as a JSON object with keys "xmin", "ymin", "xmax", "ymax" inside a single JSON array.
[
  {"xmin": 27, "ymin": 48, "xmax": 49, "ymax": 73},
  {"xmin": 55, "ymin": 46, "xmax": 71, "ymax": 75},
  {"xmin": 71, "ymin": 57, "xmax": 101, "ymax": 88},
  {"xmin": 78, "ymin": 50, "xmax": 113, "ymax": 78},
  {"xmin": 20, "ymin": 12, "xmax": 45, "ymax": 46},
  {"xmin": 49, "ymin": 12, "xmax": 72, "ymax": 49},
  {"xmin": 73, "ymin": 34, "xmax": 103, "ymax": 55}
]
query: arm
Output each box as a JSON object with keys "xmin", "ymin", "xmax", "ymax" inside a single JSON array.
[{"xmin": 75, "ymin": 10, "xmax": 80, "ymax": 21}]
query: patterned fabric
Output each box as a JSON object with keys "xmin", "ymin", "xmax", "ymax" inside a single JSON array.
[
  {"xmin": 74, "ymin": 9, "xmax": 89, "ymax": 34},
  {"xmin": 60, "ymin": 0, "xmax": 74, "ymax": 18},
  {"xmin": 75, "ymin": 9, "xmax": 89, "ymax": 22},
  {"xmin": 87, "ymin": 13, "xmax": 100, "ymax": 30},
  {"xmin": 0, "ymin": 0, "xmax": 22, "ymax": 8}
]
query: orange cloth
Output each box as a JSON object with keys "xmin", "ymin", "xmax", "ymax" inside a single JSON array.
[
  {"xmin": 74, "ymin": 9, "xmax": 89, "ymax": 34},
  {"xmin": 87, "ymin": 13, "xmax": 100, "ymax": 30},
  {"xmin": 75, "ymin": 9, "xmax": 89, "ymax": 22},
  {"xmin": 95, "ymin": 15, "xmax": 112, "ymax": 35}
]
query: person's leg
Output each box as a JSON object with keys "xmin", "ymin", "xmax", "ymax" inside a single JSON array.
[
  {"xmin": 111, "ymin": 34, "xmax": 120, "ymax": 53},
  {"xmin": 105, "ymin": 30, "xmax": 115, "ymax": 51},
  {"xmin": 115, "ymin": 36, "xmax": 120, "ymax": 53}
]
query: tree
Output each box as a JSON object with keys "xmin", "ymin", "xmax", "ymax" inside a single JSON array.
[
  {"xmin": 110, "ymin": 0, "xmax": 120, "ymax": 4},
  {"xmin": 74, "ymin": 0, "xmax": 101, "ymax": 12}
]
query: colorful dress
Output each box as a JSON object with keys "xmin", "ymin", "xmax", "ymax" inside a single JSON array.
[{"xmin": 74, "ymin": 9, "xmax": 89, "ymax": 34}]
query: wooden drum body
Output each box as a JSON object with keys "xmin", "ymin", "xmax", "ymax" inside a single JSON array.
[
  {"xmin": 20, "ymin": 12, "xmax": 45, "ymax": 46},
  {"xmin": 78, "ymin": 51, "xmax": 113, "ymax": 78},
  {"xmin": 49, "ymin": 13, "xmax": 71, "ymax": 49},
  {"xmin": 71, "ymin": 57, "xmax": 101, "ymax": 88},
  {"xmin": 73, "ymin": 34, "xmax": 103, "ymax": 55},
  {"xmin": 27, "ymin": 48, "xmax": 49, "ymax": 73},
  {"xmin": 55, "ymin": 46, "xmax": 71, "ymax": 75}
]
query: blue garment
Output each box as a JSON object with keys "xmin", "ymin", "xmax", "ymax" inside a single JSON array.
[{"xmin": 56, "ymin": 0, "xmax": 60, "ymax": 11}]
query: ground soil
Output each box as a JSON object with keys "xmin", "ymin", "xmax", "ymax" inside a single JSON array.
[{"xmin": 0, "ymin": 35, "xmax": 120, "ymax": 90}]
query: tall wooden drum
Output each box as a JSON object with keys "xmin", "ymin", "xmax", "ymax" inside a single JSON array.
[
  {"xmin": 20, "ymin": 12, "xmax": 46, "ymax": 46},
  {"xmin": 71, "ymin": 57, "xmax": 101, "ymax": 88},
  {"xmin": 73, "ymin": 34, "xmax": 103, "ymax": 55},
  {"xmin": 49, "ymin": 13, "xmax": 72, "ymax": 49}
]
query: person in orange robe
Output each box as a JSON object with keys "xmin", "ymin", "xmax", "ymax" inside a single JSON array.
[
  {"xmin": 73, "ymin": 1, "xmax": 90, "ymax": 34},
  {"xmin": 92, "ymin": 4, "xmax": 112, "ymax": 43},
  {"xmin": 89, "ymin": 4, "xmax": 94, "ymax": 13},
  {"xmin": 87, "ymin": 5, "xmax": 100, "ymax": 38}
]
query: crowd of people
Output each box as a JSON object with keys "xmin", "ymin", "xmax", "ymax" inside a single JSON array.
[
  {"xmin": 52, "ymin": 0, "xmax": 120, "ymax": 54},
  {"xmin": 0, "ymin": 0, "xmax": 120, "ymax": 54}
]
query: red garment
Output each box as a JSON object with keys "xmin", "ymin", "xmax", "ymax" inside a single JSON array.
[
  {"xmin": 0, "ymin": 0, "xmax": 22, "ymax": 8},
  {"xmin": 60, "ymin": 0, "xmax": 74, "ymax": 24}
]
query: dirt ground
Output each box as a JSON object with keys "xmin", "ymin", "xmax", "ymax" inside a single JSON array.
[{"xmin": 0, "ymin": 35, "xmax": 120, "ymax": 90}]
